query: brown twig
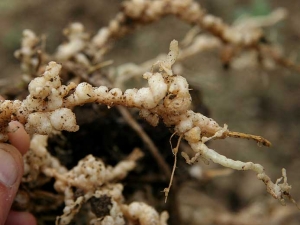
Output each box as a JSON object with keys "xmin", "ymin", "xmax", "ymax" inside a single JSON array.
[
  {"xmin": 116, "ymin": 105, "xmax": 171, "ymax": 178},
  {"xmin": 260, "ymin": 45, "xmax": 300, "ymax": 73},
  {"xmin": 226, "ymin": 131, "xmax": 271, "ymax": 147}
]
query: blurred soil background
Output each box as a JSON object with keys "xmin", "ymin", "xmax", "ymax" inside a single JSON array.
[{"xmin": 1, "ymin": 0, "xmax": 300, "ymax": 224}]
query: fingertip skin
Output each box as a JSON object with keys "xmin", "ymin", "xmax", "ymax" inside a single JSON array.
[
  {"xmin": 5, "ymin": 211, "xmax": 37, "ymax": 225},
  {"xmin": 0, "ymin": 143, "xmax": 24, "ymax": 178},
  {"xmin": 0, "ymin": 144, "xmax": 24, "ymax": 225},
  {"xmin": 7, "ymin": 121, "xmax": 30, "ymax": 155}
]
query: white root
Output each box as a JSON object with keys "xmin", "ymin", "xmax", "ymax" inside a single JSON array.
[
  {"xmin": 23, "ymin": 135, "xmax": 156, "ymax": 225},
  {"xmin": 3, "ymin": 40, "xmax": 296, "ymax": 224},
  {"xmin": 122, "ymin": 202, "xmax": 169, "ymax": 225},
  {"xmin": 0, "ymin": 1, "xmax": 296, "ymax": 224}
]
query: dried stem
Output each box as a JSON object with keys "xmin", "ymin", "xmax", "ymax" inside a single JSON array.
[
  {"xmin": 226, "ymin": 131, "xmax": 272, "ymax": 147},
  {"xmin": 164, "ymin": 133, "xmax": 183, "ymax": 202},
  {"xmin": 116, "ymin": 105, "xmax": 171, "ymax": 178}
]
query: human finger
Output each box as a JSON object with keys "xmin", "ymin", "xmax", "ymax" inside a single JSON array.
[
  {"xmin": 5, "ymin": 211, "xmax": 37, "ymax": 225},
  {"xmin": 7, "ymin": 121, "xmax": 30, "ymax": 155},
  {"xmin": 0, "ymin": 144, "xmax": 23, "ymax": 225}
]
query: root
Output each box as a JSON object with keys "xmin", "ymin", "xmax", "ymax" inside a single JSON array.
[
  {"xmin": 117, "ymin": 106, "xmax": 171, "ymax": 178},
  {"xmin": 226, "ymin": 131, "xmax": 272, "ymax": 147},
  {"xmin": 164, "ymin": 133, "xmax": 183, "ymax": 203}
]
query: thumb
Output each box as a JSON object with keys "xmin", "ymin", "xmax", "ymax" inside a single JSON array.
[{"xmin": 0, "ymin": 143, "xmax": 23, "ymax": 224}]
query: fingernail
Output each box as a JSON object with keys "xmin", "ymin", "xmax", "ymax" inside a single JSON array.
[{"xmin": 0, "ymin": 149, "xmax": 18, "ymax": 187}]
